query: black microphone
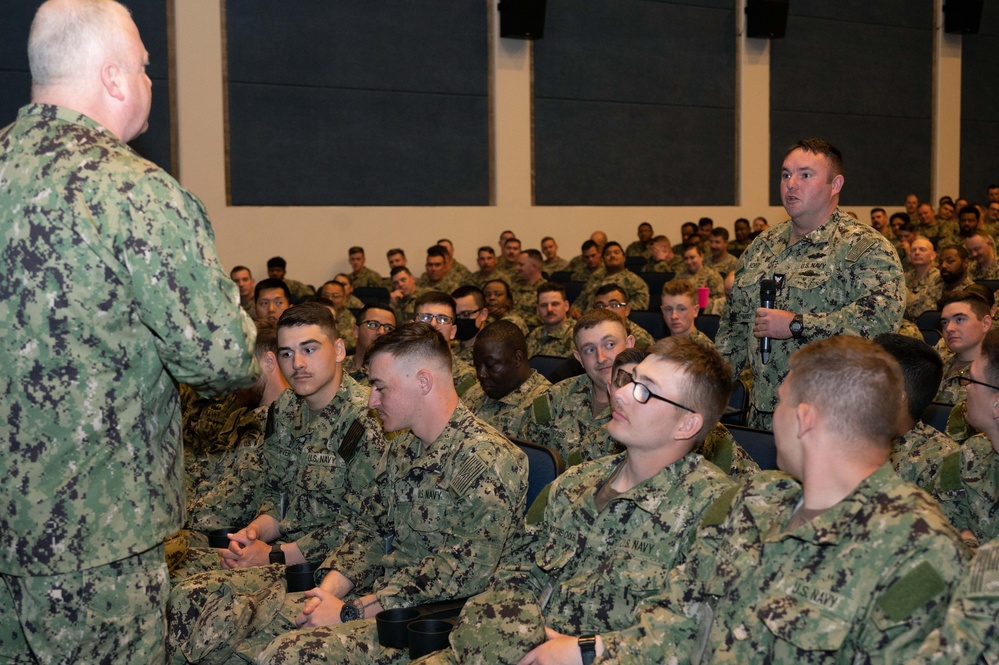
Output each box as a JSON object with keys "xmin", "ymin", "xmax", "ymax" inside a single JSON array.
[{"xmin": 760, "ymin": 279, "xmax": 776, "ymax": 365}]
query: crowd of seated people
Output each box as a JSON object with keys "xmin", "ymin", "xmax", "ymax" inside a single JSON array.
[{"xmin": 165, "ymin": 199, "xmax": 999, "ymax": 663}]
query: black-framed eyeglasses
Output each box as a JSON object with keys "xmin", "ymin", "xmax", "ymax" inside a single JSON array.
[
  {"xmin": 613, "ymin": 370, "xmax": 694, "ymax": 412},
  {"xmin": 456, "ymin": 308, "xmax": 482, "ymax": 320},
  {"xmin": 415, "ymin": 312, "xmax": 455, "ymax": 326},
  {"xmin": 361, "ymin": 320, "xmax": 395, "ymax": 333},
  {"xmin": 595, "ymin": 301, "xmax": 628, "ymax": 310},
  {"xmin": 954, "ymin": 375, "xmax": 999, "ymax": 392}
]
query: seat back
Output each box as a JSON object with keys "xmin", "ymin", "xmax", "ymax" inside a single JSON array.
[
  {"xmin": 354, "ymin": 286, "xmax": 390, "ymax": 306},
  {"xmin": 694, "ymin": 314, "xmax": 721, "ymax": 340},
  {"xmin": 921, "ymin": 401, "xmax": 954, "ymax": 434},
  {"xmin": 726, "ymin": 425, "xmax": 778, "ymax": 470},
  {"xmin": 628, "ymin": 309, "xmax": 666, "ymax": 339},
  {"xmin": 510, "ymin": 438, "xmax": 565, "ymax": 513}
]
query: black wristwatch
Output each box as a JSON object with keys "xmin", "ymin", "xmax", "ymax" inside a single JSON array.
[
  {"xmin": 578, "ymin": 635, "xmax": 597, "ymax": 665},
  {"xmin": 339, "ymin": 599, "xmax": 362, "ymax": 623},
  {"xmin": 268, "ymin": 543, "xmax": 286, "ymax": 565},
  {"xmin": 789, "ymin": 313, "xmax": 804, "ymax": 339}
]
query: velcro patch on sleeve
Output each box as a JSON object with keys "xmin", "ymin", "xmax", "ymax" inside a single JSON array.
[
  {"xmin": 526, "ymin": 484, "xmax": 552, "ymax": 525},
  {"xmin": 878, "ymin": 561, "xmax": 946, "ymax": 622},
  {"xmin": 935, "ymin": 450, "xmax": 963, "ymax": 492},
  {"xmin": 845, "ymin": 236, "xmax": 877, "ymax": 263},
  {"xmin": 456, "ymin": 374, "xmax": 477, "ymax": 397},
  {"xmin": 532, "ymin": 395, "xmax": 553, "ymax": 425},
  {"xmin": 450, "ymin": 453, "xmax": 489, "ymax": 497},
  {"xmin": 338, "ymin": 418, "xmax": 365, "ymax": 464},
  {"xmin": 699, "ymin": 485, "xmax": 740, "ymax": 528}
]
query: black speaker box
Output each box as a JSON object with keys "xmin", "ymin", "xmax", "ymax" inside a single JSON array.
[
  {"xmin": 944, "ymin": 0, "xmax": 983, "ymax": 34},
  {"xmin": 745, "ymin": 0, "xmax": 789, "ymax": 39},
  {"xmin": 499, "ymin": 0, "xmax": 546, "ymax": 40}
]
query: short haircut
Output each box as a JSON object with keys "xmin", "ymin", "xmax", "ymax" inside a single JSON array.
[
  {"xmin": 897, "ymin": 222, "xmax": 916, "ymax": 235},
  {"xmin": 574, "ymin": 308, "xmax": 627, "ymax": 344},
  {"xmin": 477, "ymin": 246, "xmax": 496, "ymax": 256},
  {"xmin": 890, "ymin": 212, "xmax": 910, "ymax": 226},
  {"xmin": 681, "ymin": 222, "xmax": 698, "ymax": 234},
  {"xmin": 602, "ymin": 241, "xmax": 623, "ymax": 256},
  {"xmin": 959, "ymin": 205, "xmax": 981, "ymax": 219},
  {"xmin": 29, "ymin": 0, "xmax": 131, "ymax": 86},
  {"xmin": 874, "ymin": 334, "xmax": 944, "ymax": 422},
  {"xmin": 581, "ymin": 239, "xmax": 599, "ymax": 252},
  {"xmin": 230, "ymin": 265, "xmax": 251, "ymax": 277},
  {"xmin": 426, "ymin": 245, "xmax": 449, "ymax": 260},
  {"xmin": 980, "ymin": 328, "xmax": 999, "ymax": 385},
  {"xmin": 521, "ymin": 248, "xmax": 543, "ymax": 264},
  {"xmin": 786, "ymin": 138, "xmax": 844, "ymax": 178},
  {"xmin": 684, "ymin": 244, "xmax": 704, "ymax": 256},
  {"xmin": 734, "ymin": 218, "xmax": 750, "ymax": 227},
  {"xmin": 366, "ymin": 322, "xmax": 452, "ymax": 373},
  {"xmin": 938, "ymin": 289, "xmax": 991, "ymax": 320},
  {"xmin": 710, "ymin": 228, "xmax": 729, "ymax": 241},
  {"xmin": 348, "ymin": 246, "xmax": 364, "ymax": 255},
  {"xmin": 476, "ymin": 319, "xmax": 528, "ymax": 356},
  {"xmin": 414, "ymin": 290, "xmax": 457, "ymax": 318},
  {"xmin": 390, "ymin": 266, "xmax": 413, "ymax": 278},
  {"xmin": 536, "ymin": 282, "xmax": 566, "ymax": 300},
  {"xmin": 254, "ymin": 278, "xmax": 290, "ymax": 302},
  {"xmin": 786, "ymin": 336, "xmax": 903, "ymax": 445},
  {"xmin": 266, "ymin": 256, "xmax": 287, "ymax": 269},
  {"xmin": 966, "ymin": 283, "xmax": 996, "ymax": 309},
  {"xmin": 871, "ymin": 207, "xmax": 886, "ymax": 216},
  {"xmin": 387, "ymin": 248, "xmax": 405, "ymax": 258},
  {"xmin": 320, "ymin": 279, "xmax": 344, "ymax": 293},
  {"xmin": 541, "ymin": 236, "xmax": 555, "ymax": 244},
  {"xmin": 483, "ymin": 279, "xmax": 512, "ymax": 300},
  {"xmin": 662, "ymin": 279, "xmax": 698, "ymax": 300},
  {"xmin": 277, "ymin": 301, "xmax": 338, "ymax": 341},
  {"xmin": 638, "ymin": 222, "xmax": 653, "ymax": 230},
  {"xmin": 651, "ymin": 235, "xmax": 671, "ymax": 245},
  {"xmin": 504, "ymin": 237, "xmax": 522, "ymax": 249},
  {"xmin": 938, "ymin": 244, "xmax": 970, "ymax": 261},
  {"xmin": 452, "ymin": 284, "xmax": 486, "ymax": 308},
  {"xmin": 647, "ymin": 336, "xmax": 731, "ymax": 441},
  {"xmin": 698, "ymin": 217, "xmax": 714, "ymax": 228},
  {"xmin": 335, "ymin": 273, "xmax": 353, "ymax": 286},
  {"xmin": 613, "ymin": 348, "xmax": 648, "ymax": 371},
  {"xmin": 253, "ymin": 320, "xmax": 278, "ymax": 360},
  {"xmin": 594, "ymin": 282, "xmax": 628, "ymax": 300},
  {"xmin": 968, "ymin": 229, "xmax": 994, "ymax": 245},
  {"xmin": 357, "ymin": 302, "xmax": 395, "ymax": 322},
  {"xmin": 308, "ymin": 295, "xmax": 337, "ymax": 309}
]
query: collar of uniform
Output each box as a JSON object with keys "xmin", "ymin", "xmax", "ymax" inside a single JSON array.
[
  {"xmin": 489, "ymin": 369, "xmax": 547, "ymax": 407},
  {"xmin": 762, "ymin": 462, "xmax": 898, "ymax": 546},
  {"xmin": 22, "ymin": 103, "xmax": 114, "ymax": 139},
  {"xmin": 597, "ymin": 450, "xmax": 704, "ymax": 515},
  {"xmin": 763, "ymin": 208, "xmax": 851, "ymax": 255}
]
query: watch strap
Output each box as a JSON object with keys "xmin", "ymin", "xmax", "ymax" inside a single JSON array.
[
  {"xmin": 578, "ymin": 635, "xmax": 597, "ymax": 665},
  {"xmin": 268, "ymin": 543, "xmax": 286, "ymax": 565}
]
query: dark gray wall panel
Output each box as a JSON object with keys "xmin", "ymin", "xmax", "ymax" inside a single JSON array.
[
  {"xmin": 769, "ymin": 1, "xmax": 933, "ymax": 205},
  {"xmin": 228, "ymin": 84, "xmax": 488, "ymax": 206},
  {"xmin": 770, "ymin": 112, "xmax": 932, "ymax": 207},
  {"xmin": 0, "ymin": 1, "xmax": 174, "ymax": 172},
  {"xmin": 535, "ymin": 100, "xmax": 735, "ymax": 206},
  {"xmin": 535, "ymin": 0, "xmax": 736, "ymax": 206},
  {"xmin": 225, "ymin": 1, "xmax": 488, "ymax": 205},
  {"xmin": 960, "ymin": 5, "xmax": 999, "ymax": 201}
]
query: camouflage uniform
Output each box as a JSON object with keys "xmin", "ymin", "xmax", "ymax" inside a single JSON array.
[
  {"xmin": 574, "ymin": 269, "xmax": 651, "ymax": 313},
  {"xmin": 525, "ymin": 374, "xmax": 612, "ymax": 463},
  {"xmin": 625, "ymin": 239, "xmax": 652, "ymax": 260},
  {"xmin": 715, "ymin": 211, "xmax": 905, "ymax": 430},
  {"xmin": 673, "ymin": 266, "xmax": 727, "ymax": 316},
  {"xmin": 933, "ymin": 433, "xmax": 999, "ymax": 544},
  {"xmin": 935, "ymin": 355, "xmax": 969, "ymax": 405},
  {"xmin": 909, "ymin": 538, "xmax": 999, "ymax": 665},
  {"xmin": 705, "ymin": 253, "xmax": 739, "ymax": 277},
  {"xmin": 625, "ymin": 318, "xmax": 656, "ymax": 349},
  {"xmin": 346, "ymin": 294, "xmax": 365, "ymax": 310},
  {"xmin": 471, "ymin": 268, "xmax": 510, "ymax": 290},
  {"xmin": 968, "ymin": 259, "xmax": 999, "ymax": 281},
  {"xmin": 451, "ymin": 354, "xmax": 478, "ymax": 397},
  {"xmin": 343, "ymin": 355, "xmax": 370, "ymax": 387},
  {"xmin": 462, "ymin": 370, "xmax": 552, "ymax": 438},
  {"xmin": 485, "ymin": 311, "xmax": 530, "ymax": 336},
  {"xmin": 439, "ymin": 451, "xmax": 735, "ymax": 664},
  {"xmin": 350, "ymin": 266, "xmax": 385, "ymax": 289},
  {"xmin": 543, "ymin": 257, "xmax": 570, "ymax": 274},
  {"xmin": 0, "ymin": 104, "xmax": 258, "ymax": 662},
  {"xmin": 249, "ymin": 403, "xmax": 529, "ymax": 665},
  {"xmin": 904, "ymin": 267, "xmax": 942, "ymax": 321},
  {"xmin": 648, "ymin": 464, "xmax": 967, "ymax": 664},
  {"xmin": 169, "ymin": 377, "xmax": 386, "ymax": 584},
  {"xmin": 511, "ymin": 279, "xmax": 544, "ymax": 329},
  {"xmin": 568, "ymin": 261, "xmax": 606, "ymax": 284},
  {"xmin": 336, "ymin": 308, "xmax": 357, "ymax": 353},
  {"xmin": 450, "ymin": 260, "xmax": 475, "ymax": 286},
  {"xmin": 685, "ymin": 327, "xmax": 715, "ymax": 347},
  {"xmin": 890, "ymin": 421, "xmax": 960, "ymax": 491},
  {"xmin": 392, "ymin": 287, "xmax": 430, "ymax": 328},
  {"xmin": 526, "ymin": 319, "xmax": 575, "ymax": 358},
  {"xmin": 283, "ymin": 278, "xmax": 315, "ymax": 303},
  {"xmin": 642, "ymin": 257, "xmax": 683, "ymax": 274},
  {"xmin": 417, "ymin": 270, "xmax": 464, "ymax": 296}
]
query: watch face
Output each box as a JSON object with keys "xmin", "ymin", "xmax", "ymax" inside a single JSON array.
[{"xmin": 340, "ymin": 604, "xmax": 359, "ymax": 622}]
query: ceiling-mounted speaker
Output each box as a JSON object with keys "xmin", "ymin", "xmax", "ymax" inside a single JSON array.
[
  {"xmin": 745, "ymin": 0, "xmax": 789, "ymax": 39},
  {"xmin": 499, "ymin": 0, "xmax": 546, "ymax": 40}
]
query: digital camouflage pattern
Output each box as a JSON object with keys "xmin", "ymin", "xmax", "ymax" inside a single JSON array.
[
  {"xmin": 648, "ymin": 464, "xmax": 966, "ymax": 664},
  {"xmin": 969, "ymin": 259, "xmax": 999, "ymax": 280},
  {"xmin": 435, "ymin": 451, "xmax": 734, "ymax": 664},
  {"xmin": 246, "ymin": 403, "xmax": 529, "ymax": 664},
  {"xmin": 511, "ymin": 280, "xmax": 544, "ymax": 329},
  {"xmin": 461, "ymin": 369, "xmax": 552, "ymax": 439},
  {"xmin": 643, "ymin": 256, "xmax": 684, "ymax": 275},
  {"xmin": 543, "ymin": 257, "xmax": 571, "ymax": 274},
  {"xmin": 485, "ymin": 311, "xmax": 530, "ymax": 337},
  {"xmin": 625, "ymin": 318, "xmax": 656, "ymax": 349},
  {"xmin": 392, "ymin": 287, "xmax": 431, "ymax": 329},
  {"xmin": 524, "ymin": 374, "xmax": 611, "ymax": 464},
  {"xmin": 282, "ymin": 278, "xmax": 314, "ymax": 304},
  {"xmin": 568, "ymin": 259, "xmax": 606, "ymax": 284},
  {"xmin": 573, "ymin": 269, "xmax": 650, "ymax": 313},
  {"xmin": 525, "ymin": 319, "xmax": 575, "ymax": 358},
  {"xmin": 908, "ymin": 538, "xmax": 999, "ymax": 665},
  {"xmin": 685, "ymin": 327, "xmax": 715, "ymax": 347},
  {"xmin": 336, "ymin": 308, "xmax": 357, "ymax": 354},
  {"xmin": 351, "ymin": 266, "xmax": 386, "ymax": 289},
  {"xmin": 706, "ymin": 253, "xmax": 739, "ymax": 277},
  {"xmin": 625, "ymin": 239, "xmax": 653, "ymax": 260},
  {"xmin": 890, "ymin": 421, "xmax": 960, "ymax": 491},
  {"xmin": 0, "ymin": 104, "xmax": 258, "ymax": 577},
  {"xmin": 715, "ymin": 211, "xmax": 905, "ymax": 430},
  {"xmin": 904, "ymin": 267, "xmax": 943, "ymax": 321},
  {"xmin": 934, "ymin": 356, "xmax": 968, "ymax": 405},
  {"xmin": 417, "ymin": 270, "xmax": 464, "ymax": 296},
  {"xmin": 932, "ymin": 433, "xmax": 999, "ymax": 544}
]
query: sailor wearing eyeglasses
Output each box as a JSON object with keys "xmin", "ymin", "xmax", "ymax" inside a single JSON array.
[
  {"xmin": 343, "ymin": 304, "xmax": 397, "ymax": 385},
  {"xmin": 413, "ymin": 291, "xmax": 478, "ymax": 392}
]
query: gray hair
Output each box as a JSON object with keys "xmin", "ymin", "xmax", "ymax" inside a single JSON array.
[{"xmin": 29, "ymin": 0, "xmax": 132, "ymax": 86}]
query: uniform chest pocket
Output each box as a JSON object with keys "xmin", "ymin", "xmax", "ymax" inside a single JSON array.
[
  {"xmin": 786, "ymin": 269, "xmax": 830, "ymax": 291},
  {"xmin": 535, "ymin": 531, "xmax": 578, "ymax": 573},
  {"xmin": 299, "ymin": 458, "xmax": 345, "ymax": 492},
  {"xmin": 758, "ymin": 594, "xmax": 850, "ymax": 654}
]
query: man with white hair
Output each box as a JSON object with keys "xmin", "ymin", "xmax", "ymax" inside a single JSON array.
[{"xmin": 0, "ymin": 1, "xmax": 258, "ymax": 662}]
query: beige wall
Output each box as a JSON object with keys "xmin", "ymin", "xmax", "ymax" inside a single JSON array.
[{"xmin": 173, "ymin": 0, "xmax": 961, "ymax": 287}]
